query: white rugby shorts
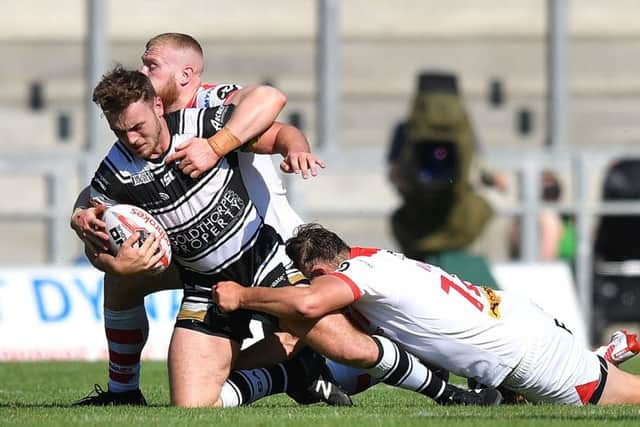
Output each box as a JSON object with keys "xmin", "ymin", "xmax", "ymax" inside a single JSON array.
[{"xmin": 501, "ymin": 300, "xmax": 606, "ymax": 405}]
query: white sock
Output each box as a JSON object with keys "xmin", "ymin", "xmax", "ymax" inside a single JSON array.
[{"xmin": 219, "ymin": 365, "xmax": 287, "ymax": 407}]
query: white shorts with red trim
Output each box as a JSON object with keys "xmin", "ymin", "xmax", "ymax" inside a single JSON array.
[{"xmin": 501, "ymin": 309, "xmax": 604, "ymax": 405}]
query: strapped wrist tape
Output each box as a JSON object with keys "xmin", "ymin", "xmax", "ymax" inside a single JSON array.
[{"xmin": 207, "ymin": 127, "xmax": 242, "ymax": 157}]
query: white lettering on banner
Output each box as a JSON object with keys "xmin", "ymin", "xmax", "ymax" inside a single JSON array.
[{"xmin": 0, "ymin": 267, "xmax": 181, "ymax": 361}]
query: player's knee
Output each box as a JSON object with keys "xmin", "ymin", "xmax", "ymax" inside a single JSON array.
[
  {"xmin": 275, "ymin": 332, "xmax": 300, "ymax": 357},
  {"xmin": 170, "ymin": 388, "xmax": 222, "ymax": 408},
  {"xmin": 104, "ymin": 270, "xmax": 175, "ymax": 308},
  {"xmin": 103, "ymin": 273, "xmax": 147, "ymax": 308},
  {"xmin": 336, "ymin": 345, "xmax": 378, "ymax": 368},
  {"xmin": 309, "ymin": 340, "xmax": 375, "ymax": 368}
]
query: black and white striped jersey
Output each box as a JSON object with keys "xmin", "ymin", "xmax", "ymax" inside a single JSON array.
[
  {"xmin": 90, "ymin": 106, "xmax": 290, "ymax": 288},
  {"xmin": 192, "ymin": 83, "xmax": 304, "ymax": 240}
]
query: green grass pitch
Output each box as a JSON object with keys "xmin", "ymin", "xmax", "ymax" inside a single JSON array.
[{"xmin": 1, "ymin": 359, "xmax": 640, "ymax": 426}]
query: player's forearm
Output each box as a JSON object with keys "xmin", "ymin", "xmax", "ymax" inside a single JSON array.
[
  {"xmin": 271, "ymin": 124, "xmax": 310, "ymax": 158},
  {"xmin": 205, "ymin": 86, "xmax": 287, "ymax": 158},
  {"xmin": 243, "ymin": 122, "xmax": 309, "ymax": 156},
  {"xmin": 83, "ymin": 244, "xmax": 114, "ymax": 274},
  {"xmin": 70, "ymin": 186, "xmax": 91, "ymax": 232},
  {"xmin": 225, "ymin": 85, "xmax": 286, "ymax": 142},
  {"xmin": 238, "ymin": 286, "xmax": 317, "ymax": 319}
]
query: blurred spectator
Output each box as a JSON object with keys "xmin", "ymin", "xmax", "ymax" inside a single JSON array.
[
  {"xmin": 387, "ymin": 71, "xmax": 508, "ymax": 285},
  {"xmin": 510, "ymin": 170, "xmax": 576, "ymax": 264},
  {"xmin": 594, "ymin": 158, "xmax": 640, "ymax": 261}
]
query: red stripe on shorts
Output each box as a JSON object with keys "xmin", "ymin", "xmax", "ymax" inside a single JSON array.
[{"xmin": 575, "ymin": 380, "xmax": 599, "ymax": 404}]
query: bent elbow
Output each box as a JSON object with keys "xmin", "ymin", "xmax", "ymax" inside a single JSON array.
[
  {"xmin": 259, "ymin": 85, "xmax": 287, "ymax": 111},
  {"xmin": 296, "ymin": 296, "xmax": 327, "ymax": 319}
]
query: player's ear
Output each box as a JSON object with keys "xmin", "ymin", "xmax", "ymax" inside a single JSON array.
[
  {"xmin": 179, "ymin": 66, "xmax": 193, "ymax": 86},
  {"xmin": 311, "ymin": 262, "xmax": 334, "ymax": 277},
  {"xmin": 153, "ymin": 96, "xmax": 164, "ymax": 116}
]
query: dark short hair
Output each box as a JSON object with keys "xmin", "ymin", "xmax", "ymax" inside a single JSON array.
[
  {"xmin": 285, "ymin": 223, "xmax": 350, "ymax": 276},
  {"xmin": 92, "ymin": 65, "xmax": 156, "ymax": 118}
]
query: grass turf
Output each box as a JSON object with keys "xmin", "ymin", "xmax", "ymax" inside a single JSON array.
[{"xmin": 1, "ymin": 358, "xmax": 640, "ymax": 426}]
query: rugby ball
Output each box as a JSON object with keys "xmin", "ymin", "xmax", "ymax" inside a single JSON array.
[{"xmin": 103, "ymin": 204, "xmax": 172, "ymax": 272}]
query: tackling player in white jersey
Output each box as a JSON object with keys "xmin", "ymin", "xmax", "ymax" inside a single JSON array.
[{"xmin": 214, "ymin": 223, "xmax": 640, "ymax": 405}]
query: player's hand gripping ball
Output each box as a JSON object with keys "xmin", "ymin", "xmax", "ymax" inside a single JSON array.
[{"xmin": 103, "ymin": 204, "xmax": 172, "ymax": 272}]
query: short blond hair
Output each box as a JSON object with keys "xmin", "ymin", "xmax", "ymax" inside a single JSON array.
[{"xmin": 145, "ymin": 33, "xmax": 203, "ymax": 57}]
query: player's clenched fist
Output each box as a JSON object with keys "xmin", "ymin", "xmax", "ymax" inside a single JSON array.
[
  {"xmin": 70, "ymin": 204, "xmax": 109, "ymax": 249},
  {"xmin": 165, "ymin": 137, "xmax": 222, "ymax": 178},
  {"xmin": 212, "ymin": 280, "xmax": 245, "ymax": 312}
]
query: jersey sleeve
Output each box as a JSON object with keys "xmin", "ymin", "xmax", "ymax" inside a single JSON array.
[
  {"xmin": 89, "ymin": 161, "xmax": 123, "ymax": 207},
  {"xmin": 196, "ymin": 84, "xmax": 242, "ymax": 108},
  {"xmin": 88, "ymin": 143, "xmax": 135, "ymax": 207},
  {"xmin": 164, "ymin": 105, "xmax": 236, "ymax": 140},
  {"xmin": 201, "ymin": 104, "xmax": 236, "ymax": 138},
  {"xmin": 327, "ymin": 257, "xmax": 380, "ymax": 301}
]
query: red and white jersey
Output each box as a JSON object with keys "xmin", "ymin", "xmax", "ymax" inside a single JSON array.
[
  {"xmin": 187, "ymin": 83, "xmax": 303, "ymax": 239},
  {"xmin": 330, "ymin": 248, "xmax": 530, "ymax": 387}
]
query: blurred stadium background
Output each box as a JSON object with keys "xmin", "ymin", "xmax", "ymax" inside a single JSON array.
[{"xmin": 2, "ymin": 0, "xmax": 640, "ymax": 358}]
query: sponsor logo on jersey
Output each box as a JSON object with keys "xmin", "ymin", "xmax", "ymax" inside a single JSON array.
[
  {"xmin": 481, "ymin": 287, "xmax": 502, "ymax": 319},
  {"xmin": 161, "ymin": 170, "xmax": 175, "ymax": 187},
  {"xmin": 169, "ymin": 188, "xmax": 246, "ymax": 257},
  {"xmin": 201, "ymin": 84, "xmax": 239, "ymax": 108},
  {"xmin": 93, "ymin": 172, "xmax": 109, "ymax": 192},
  {"xmin": 337, "ymin": 261, "xmax": 350, "ymax": 272},
  {"xmin": 131, "ymin": 170, "xmax": 154, "ymax": 186},
  {"xmin": 216, "ymin": 84, "xmax": 240, "ymax": 100},
  {"xmin": 210, "ymin": 105, "xmax": 231, "ymax": 131}
]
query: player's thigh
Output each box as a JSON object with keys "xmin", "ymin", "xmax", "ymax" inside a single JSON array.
[
  {"xmin": 235, "ymin": 331, "xmax": 300, "ymax": 369},
  {"xmin": 281, "ymin": 311, "xmax": 378, "ymax": 368},
  {"xmin": 599, "ymin": 363, "xmax": 640, "ymax": 404},
  {"xmin": 104, "ymin": 262, "xmax": 181, "ymax": 310},
  {"xmin": 168, "ymin": 326, "xmax": 240, "ymax": 407}
]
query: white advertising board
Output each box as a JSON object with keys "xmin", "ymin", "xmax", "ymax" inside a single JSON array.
[
  {"xmin": 491, "ymin": 261, "xmax": 587, "ymax": 348},
  {"xmin": 0, "ymin": 267, "xmax": 180, "ymax": 361}
]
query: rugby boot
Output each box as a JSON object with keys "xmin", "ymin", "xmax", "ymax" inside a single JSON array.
[
  {"xmin": 73, "ymin": 384, "xmax": 147, "ymax": 406},
  {"xmin": 595, "ymin": 329, "xmax": 640, "ymax": 366},
  {"xmin": 467, "ymin": 378, "xmax": 527, "ymax": 405},
  {"xmin": 436, "ymin": 384, "xmax": 503, "ymax": 406},
  {"xmin": 285, "ymin": 347, "xmax": 353, "ymax": 406}
]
